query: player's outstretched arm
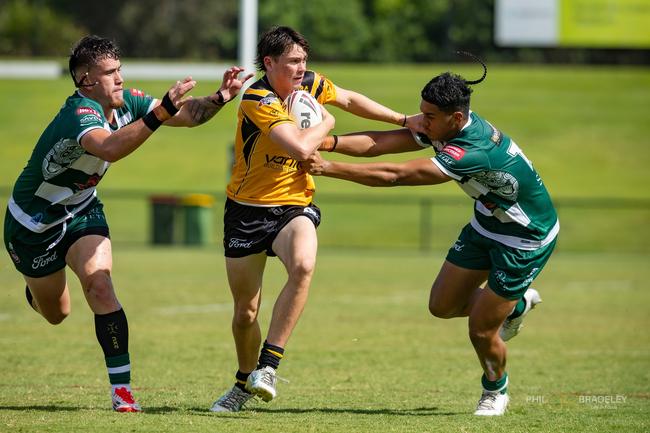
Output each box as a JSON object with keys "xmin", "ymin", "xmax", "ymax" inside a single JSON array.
[
  {"xmin": 166, "ymin": 67, "xmax": 254, "ymax": 127},
  {"xmin": 81, "ymin": 78, "xmax": 195, "ymax": 162},
  {"xmin": 305, "ymin": 151, "xmax": 451, "ymax": 187},
  {"xmin": 319, "ymin": 128, "xmax": 424, "ymax": 157},
  {"xmin": 332, "ymin": 86, "xmax": 419, "ymax": 128}
]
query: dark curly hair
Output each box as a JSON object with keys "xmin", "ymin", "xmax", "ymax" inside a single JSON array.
[
  {"xmin": 420, "ymin": 52, "xmax": 487, "ymax": 116},
  {"xmin": 256, "ymin": 26, "xmax": 310, "ymax": 72},
  {"xmin": 68, "ymin": 35, "xmax": 120, "ymax": 87}
]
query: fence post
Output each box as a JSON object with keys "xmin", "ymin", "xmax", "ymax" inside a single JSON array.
[{"xmin": 420, "ymin": 198, "xmax": 432, "ymax": 252}]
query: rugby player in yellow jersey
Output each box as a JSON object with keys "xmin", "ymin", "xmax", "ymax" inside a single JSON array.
[{"xmin": 210, "ymin": 26, "xmax": 417, "ymax": 412}]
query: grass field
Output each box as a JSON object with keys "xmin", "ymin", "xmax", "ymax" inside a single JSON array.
[
  {"xmin": 0, "ymin": 247, "xmax": 648, "ymax": 432},
  {"xmin": 0, "ymin": 64, "xmax": 649, "ymax": 431}
]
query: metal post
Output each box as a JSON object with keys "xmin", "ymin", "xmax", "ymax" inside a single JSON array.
[{"xmin": 239, "ymin": 0, "xmax": 258, "ymax": 91}]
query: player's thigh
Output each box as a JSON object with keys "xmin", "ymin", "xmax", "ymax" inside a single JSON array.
[
  {"xmin": 430, "ymin": 260, "xmax": 489, "ymax": 313},
  {"xmin": 65, "ymin": 234, "xmax": 113, "ymax": 280},
  {"xmin": 271, "ymin": 216, "xmax": 318, "ymax": 276},
  {"xmin": 225, "ymin": 252, "xmax": 267, "ymax": 303},
  {"xmin": 430, "ymin": 223, "xmax": 491, "ymax": 314},
  {"xmin": 24, "ymin": 269, "xmax": 71, "ymax": 318}
]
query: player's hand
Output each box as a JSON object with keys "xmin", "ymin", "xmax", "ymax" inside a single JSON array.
[
  {"xmin": 404, "ymin": 113, "xmax": 426, "ymax": 133},
  {"xmin": 218, "ymin": 67, "xmax": 254, "ymax": 102},
  {"xmin": 168, "ymin": 77, "xmax": 197, "ymax": 109},
  {"xmin": 304, "ymin": 151, "xmax": 329, "ymax": 176}
]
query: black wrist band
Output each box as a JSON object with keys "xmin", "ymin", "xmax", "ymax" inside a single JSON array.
[
  {"xmin": 329, "ymin": 135, "xmax": 338, "ymax": 152},
  {"xmin": 142, "ymin": 111, "xmax": 162, "ymax": 131},
  {"xmin": 160, "ymin": 92, "xmax": 179, "ymax": 117},
  {"xmin": 402, "ymin": 114, "xmax": 407, "ymax": 127},
  {"xmin": 211, "ymin": 90, "xmax": 226, "ymax": 106}
]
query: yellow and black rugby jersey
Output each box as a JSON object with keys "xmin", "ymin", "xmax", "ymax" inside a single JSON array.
[{"xmin": 226, "ymin": 71, "xmax": 337, "ymax": 206}]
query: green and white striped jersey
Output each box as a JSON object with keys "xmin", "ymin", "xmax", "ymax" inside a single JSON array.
[
  {"xmin": 413, "ymin": 111, "xmax": 559, "ymax": 250},
  {"xmin": 8, "ymin": 89, "xmax": 155, "ymax": 233}
]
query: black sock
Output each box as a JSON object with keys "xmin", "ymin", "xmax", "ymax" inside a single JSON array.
[
  {"xmin": 235, "ymin": 370, "xmax": 251, "ymax": 392},
  {"xmin": 95, "ymin": 308, "xmax": 131, "ymax": 385},
  {"xmin": 257, "ymin": 341, "xmax": 284, "ymax": 370},
  {"xmin": 95, "ymin": 308, "xmax": 129, "ymax": 357}
]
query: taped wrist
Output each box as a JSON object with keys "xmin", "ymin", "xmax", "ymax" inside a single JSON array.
[
  {"xmin": 142, "ymin": 92, "xmax": 179, "ymax": 132},
  {"xmin": 211, "ymin": 90, "xmax": 226, "ymax": 106}
]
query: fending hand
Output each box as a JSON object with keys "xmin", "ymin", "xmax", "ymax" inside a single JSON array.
[
  {"xmin": 304, "ymin": 151, "xmax": 328, "ymax": 176},
  {"xmin": 218, "ymin": 67, "xmax": 255, "ymax": 102}
]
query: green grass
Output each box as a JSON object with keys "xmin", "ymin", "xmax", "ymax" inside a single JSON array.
[{"xmin": 0, "ymin": 247, "xmax": 648, "ymax": 432}]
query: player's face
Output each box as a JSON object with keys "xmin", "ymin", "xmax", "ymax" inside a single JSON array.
[
  {"xmin": 419, "ymin": 100, "xmax": 464, "ymax": 142},
  {"xmin": 265, "ymin": 43, "xmax": 307, "ymax": 98},
  {"xmin": 83, "ymin": 57, "xmax": 125, "ymax": 110}
]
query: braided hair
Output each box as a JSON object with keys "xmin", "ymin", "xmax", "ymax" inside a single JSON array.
[{"xmin": 421, "ymin": 51, "xmax": 487, "ymax": 117}]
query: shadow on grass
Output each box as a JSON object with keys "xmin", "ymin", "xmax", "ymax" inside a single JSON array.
[
  {"xmin": 182, "ymin": 406, "xmax": 459, "ymax": 417},
  {"xmin": 0, "ymin": 404, "xmax": 182, "ymax": 414},
  {"xmin": 0, "ymin": 405, "xmax": 87, "ymax": 412},
  {"xmin": 252, "ymin": 406, "xmax": 459, "ymax": 416},
  {"xmin": 0, "ymin": 405, "xmax": 460, "ymax": 417}
]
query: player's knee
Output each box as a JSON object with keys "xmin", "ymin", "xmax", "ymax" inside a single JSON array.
[
  {"xmin": 82, "ymin": 270, "xmax": 115, "ymax": 304},
  {"xmin": 428, "ymin": 299, "xmax": 456, "ymax": 319},
  {"xmin": 43, "ymin": 308, "xmax": 70, "ymax": 325},
  {"xmin": 468, "ymin": 323, "xmax": 495, "ymax": 345},
  {"xmin": 288, "ymin": 258, "xmax": 315, "ymax": 283},
  {"xmin": 233, "ymin": 305, "xmax": 258, "ymax": 328}
]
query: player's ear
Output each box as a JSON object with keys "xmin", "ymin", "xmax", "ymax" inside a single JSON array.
[
  {"xmin": 263, "ymin": 56, "xmax": 273, "ymax": 71},
  {"xmin": 453, "ymin": 111, "xmax": 465, "ymax": 126}
]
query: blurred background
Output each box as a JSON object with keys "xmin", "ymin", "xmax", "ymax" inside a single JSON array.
[
  {"xmin": 1, "ymin": 0, "xmax": 649, "ymax": 63},
  {"xmin": 0, "ymin": 0, "xmax": 648, "ymax": 254}
]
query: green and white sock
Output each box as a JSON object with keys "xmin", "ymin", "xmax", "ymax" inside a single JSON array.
[{"xmin": 482, "ymin": 372, "xmax": 508, "ymax": 394}]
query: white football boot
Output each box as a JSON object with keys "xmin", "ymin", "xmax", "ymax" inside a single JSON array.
[
  {"xmin": 500, "ymin": 288, "xmax": 542, "ymax": 342},
  {"xmin": 210, "ymin": 386, "xmax": 254, "ymax": 412},
  {"xmin": 474, "ymin": 390, "xmax": 510, "ymax": 416},
  {"xmin": 111, "ymin": 385, "xmax": 141, "ymax": 412},
  {"xmin": 245, "ymin": 366, "xmax": 277, "ymax": 402}
]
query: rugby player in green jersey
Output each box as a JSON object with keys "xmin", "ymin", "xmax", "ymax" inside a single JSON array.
[
  {"xmin": 306, "ymin": 57, "xmax": 558, "ymax": 416},
  {"xmin": 3, "ymin": 35, "xmax": 252, "ymax": 412}
]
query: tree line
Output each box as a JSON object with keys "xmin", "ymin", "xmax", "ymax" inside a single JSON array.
[{"xmin": 0, "ymin": 0, "xmax": 646, "ymax": 64}]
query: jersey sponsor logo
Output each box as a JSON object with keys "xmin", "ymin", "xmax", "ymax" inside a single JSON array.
[
  {"xmin": 130, "ymin": 88, "xmax": 145, "ymax": 97},
  {"xmin": 30, "ymin": 213, "xmax": 44, "ymax": 224},
  {"xmin": 42, "ymin": 138, "xmax": 86, "ymax": 180},
  {"xmin": 303, "ymin": 206, "xmax": 320, "ymax": 223},
  {"xmin": 228, "ymin": 238, "xmax": 254, "ymax": 249},
  {"xmin": 523, "ymin": 267, "xmax": 539, "ymax": 286},
  {"xmin": 79, "ymin": 114, "xmax": 101, "ymax": 126},
  {"xmin": 76, "ymin": 107, "xmax": 101, "ymax": 118},
  {"xmin": 437, "ymin": 153, "xmax": 456, "ymax": 166},
  {"xmin": 494, "ymin": 270, "xmax": 507, "ymax": 289},
  {"xmin": 441, "ymin": 145, "xmax": 465, "ymax": 160},
  {"xmin": 485, "ymin": 119, "xmax": 503, "ymax": 145},
  {"xmin": 264, "ymin": 154, "xmax": 302, "ymax": 172},
  {"xmin": 258, "ymin": 93, "xmax": 279, "ymax": 108},
  {"xmin": 32, "ymin": 250, "xmax": 58, "ymax": 270}
]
